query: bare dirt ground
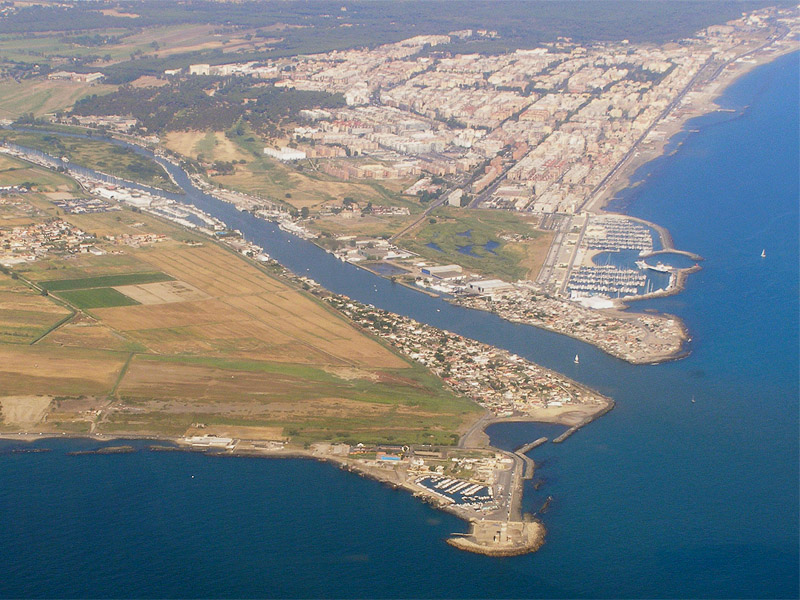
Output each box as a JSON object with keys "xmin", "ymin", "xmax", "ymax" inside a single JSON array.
[
  {"xmin": 0, "ymin": 395, "xmax": 52, "ymax": 426},
  {"xmin": 114, "ymin": 280, "xmax": 209, "ymax": 305}
]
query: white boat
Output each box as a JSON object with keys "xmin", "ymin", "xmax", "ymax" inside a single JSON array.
[
  {"xmin": 761, "ymin": 249, "xmax": 766, "ymax": 258},
  {"xmin": 574, "ymin": 354, "xmax": 580, "ymax": 364},
  {"xmin": 649, "ymin": 261, "xmax": 672, "ymax": 273},
  {"xmin": 636, "ymin": 259, "xmax": 672, "ymax": 273}
]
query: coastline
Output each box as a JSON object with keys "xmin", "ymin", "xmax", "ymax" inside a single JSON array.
[
  {"xmin": 0, "ymin": 426, "xmax": 558, "ymax": 556},
  {"xmin": 1, "ymin": 32, "xmax": 795, "ymax": 568},
  {"xmin": 1, "ymin": 367, "xmax": 614, "ymax": 559},
  {"xmin": 587, "ymin": 40, "xmax": 800, "ymax": 215}
]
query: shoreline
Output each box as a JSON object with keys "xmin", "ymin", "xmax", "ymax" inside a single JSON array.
[
  {"xmin": 0, "ymin": 380, "xmax": 614, "ymax": 559},
  {"xmin": 304, "ymin": 230, "xmax": 693, "ymax": 365},
  {"xmin": 587, "ymin": 40, "xmax": 800, "ymax": 215},
  {"xmin": 0, "ymin": 424, "xmax": 562, "ymax": 557},
  {"xmin": 438, "ymin": 42, "xmax": 800, "ymax": 364}
]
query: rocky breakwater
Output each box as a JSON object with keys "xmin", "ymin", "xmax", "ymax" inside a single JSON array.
[{"xmin": 448, "ymin": 519, "xmax": 546, "ymax": 557}]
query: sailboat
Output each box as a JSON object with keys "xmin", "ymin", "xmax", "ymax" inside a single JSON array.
[
  {"xmin": 760, "ymin": 249, "xmax": 766, "ymax": 258},
  {"xmin": 574, "ymin": 354, "xmax": 580, "ymax": 364},
  {"xmin": 691, "ymin": 395, "xmax": 696, "ymax": 403}
]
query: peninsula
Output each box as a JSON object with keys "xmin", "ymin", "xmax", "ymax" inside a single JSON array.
[
  {"xmin": 0, "ymin": 1, "xmax": 797, "ymax": 559},
  {"xmin": 0, "ymin": 145, "xmax": 608, "ymax": 556}
]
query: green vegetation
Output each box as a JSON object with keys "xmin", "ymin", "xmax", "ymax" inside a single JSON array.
[
  {"xmin": 58, "ymin": 287, "xmax": 140, "ymax": 309},
  {"xmin": 73, "ymin": 78, "xmax": 345, "ymax": 136},
  {"xmin": 0, "ymin": 1, "xmax": 775, "ymax": 83},
  {"xmin": 404, "ymin": 207, "xmax": 546, "ymax": 281},
  {"xmin": 193, "ymin": 131, "xmax": 218, "ymax": 157},
  {"xmin": 210, "ymin": 133, "xmax": 417, "ymax": 213},
  {"xmin": 0, "ymin": 154, "xmax": 80, "ymax": 192},
  {"xmin": 0, "ymin": 79, "xmax": 117, "ymax": 120},
  {"xmin": 40, "ymin": 271, "xmax": 173, "ymax": 292},
  {"xmin": 0, "ymin": 131, "xmax": 178, "ymax": 192}
]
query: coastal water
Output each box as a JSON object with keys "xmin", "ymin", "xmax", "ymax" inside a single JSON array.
[{"xmin": 1, "ymin": 51, "xmax": 798, "ymax": 598}]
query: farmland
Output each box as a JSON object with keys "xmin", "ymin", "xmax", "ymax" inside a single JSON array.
[
  {"xmin": 0, "ymin": 272, "xmax": 72, "ymax": 344},
  {"xmin": 41, "ymin": 271, "xmax": 173, "ymax": 291},
  {"xmin": 0, "ymin": 154, "xmax": 79, "ymax": 192},
  {"xmin": 57, "ymin": 287, "xmax": 140, "ymax": 309},
  {"xmin": 0, "ymin": 183, "xmax": 480, "ymax": 443},
  {"xmin": 0, "ymin": 79, "xmax": 117, "ymax": 119}
]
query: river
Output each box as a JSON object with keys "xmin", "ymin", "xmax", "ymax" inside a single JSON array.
[{"xmin": 0, "ymin": 51, "xmax": 797, "ymax": 598}]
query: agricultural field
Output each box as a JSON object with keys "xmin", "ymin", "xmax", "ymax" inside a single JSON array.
[
  {"xmin": 0, "ymin": 273, "xmax": 72, "ymax": 344},
  {"xmin": 0, "ymin": 154, "xmax": 79, "ymax": 192},
  {"xmin": 0, "ymin": 186, "xmax": 480, "ymax": 443},
  {"xmin": 57, "ymin": 287, "xmax": 140, "ymax": 309},
  {"xmin": 0, "ymin": 79, "xmax": 117, "ymax": 119},
  {"xmin": 101, "ymin": 24, "xmax": 273, "ymax": 63},
  {"xmin": 0, "ymin": 131, "xmax": 178, "ymax": 191},
  {"xmin": 0, "ymin": 24, "xmax": 271, "ymax": 71},
  {"xmin": 112, "ymin": 354, "xmax": 470, "ymax": 444},
  {"xmin": 0, "ymin": 344, "xmax": 128, "ymax": 399},
  {"xmin": 40, "ymin": 271, "xmax": 173, "ymax": 292},
  {"xmin": 403, "ymin": 207, "xmax": 554, "ymax": 281}
]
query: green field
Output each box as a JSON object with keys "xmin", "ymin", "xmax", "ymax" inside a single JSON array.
[
  {"xmin": 113, "ymin": 354, "xmax": 477, "ymax": 445},
  {"xmin": 215, "ymin": 129, "xmax": 417, "ymax": 213},
  {"xmin": 0, "ymin": 155, "xmax": 79, "ymax": 192},
  {"xmin": 0, "ymin": 79, "xmax": 117, "ymax": 119},
  {"xmin": 58, "ymin": 287, "xmax": 140, "ymax": 309},
  {"xmin": 404, "ymin": 207, "xmax": 549, "ymax": 281},
  {"xmin": 40, "ymin": 271, "xmax": 173, "ymax": 291}
]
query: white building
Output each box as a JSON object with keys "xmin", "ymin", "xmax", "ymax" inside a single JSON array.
[
  {"xmin": 188, "ymin": 64, "xmax": 211, "ymax": 76},
  {"xmin": 446, "ymin": 189, "xmax": 464, "ymax": 207},
  {"xmin": 263, "ymin": 147, "xmax": 307, "ymax": 161},
  {"xmin": 467, "ymin": 279, "xmax": 514, "ymax": 297}
]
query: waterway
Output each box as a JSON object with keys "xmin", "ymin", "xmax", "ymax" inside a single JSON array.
[{"xmin": 1, "ymin": 52, "xmax": 797, "ymax": 597}]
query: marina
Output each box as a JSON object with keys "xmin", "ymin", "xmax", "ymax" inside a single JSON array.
[
  {"xmin": 565, "ymin": 214, "xmax": 703, "ymax": 302},
  {"xmin": 415, "ymin": 475, "xmax": 497, "ymax": 512}
]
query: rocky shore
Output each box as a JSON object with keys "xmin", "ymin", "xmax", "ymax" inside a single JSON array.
[{"xmin": 447, "ymin": 520, "xmax": 546, "ymax": 557}]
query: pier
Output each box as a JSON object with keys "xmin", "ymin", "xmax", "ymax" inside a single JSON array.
[
  {"xmin": 514, "ymin": 436, "xmax": 547, "ymax": 479},
  {"xmin": 515, "ymin": 437, "xmax": 548, "ymax": 455},
  {"xmin": 553, "ymin": 400, "xmax": 616, "ymax": 443}
]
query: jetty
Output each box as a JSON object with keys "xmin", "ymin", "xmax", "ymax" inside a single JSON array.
[
  {"xmin": 515, "ymin": 437, "xmax": 548, "ymax": 455},
  {"xmin": 447, "ymin": 519, "xmax": 545, "ymax": 557}
]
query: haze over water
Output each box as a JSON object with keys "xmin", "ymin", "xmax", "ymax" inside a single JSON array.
[{"xmin": 1, "ymin": 53, "xmax": 797, "ymax": 598}]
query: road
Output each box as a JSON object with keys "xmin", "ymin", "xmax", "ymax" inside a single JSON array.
[
  {"xmin": 580, "ymin": 24, "xmax": 790, "ymax": 214},
  {"xmin": 389, "ymin": 194, "xmax": 448, "ymax": 242},
  {"xmin": 534, "ymin": 213, "xmax": 571, "ymax": 289},
  {"xmin": 557, "ymin": 213, "xmax": 590, "ymax": 296}
]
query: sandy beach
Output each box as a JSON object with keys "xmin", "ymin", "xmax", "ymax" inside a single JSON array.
[{"xmin": 588, "ymin": 39, "xmax": 800, "ymax": 215}]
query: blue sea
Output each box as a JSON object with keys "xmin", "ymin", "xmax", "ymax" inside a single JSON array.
[{"xmin": 1, "ymin": 52, "xmax": 797, "ymax": 598}]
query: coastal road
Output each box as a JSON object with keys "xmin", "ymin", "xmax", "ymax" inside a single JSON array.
[
  {"xmin": 458, "ymin": 411, "xmax": 494, "ymax": 449},
  {"xmin": 557, "ymin": 214, "xmax": 590, "ymax": 296},
  {"xmin": 535, "ymin": 214, "xmax": 572, "ymax": 291},
  {"xmin": 581, "ymin": 24, "xmax": 790, "ymax": 215}
]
